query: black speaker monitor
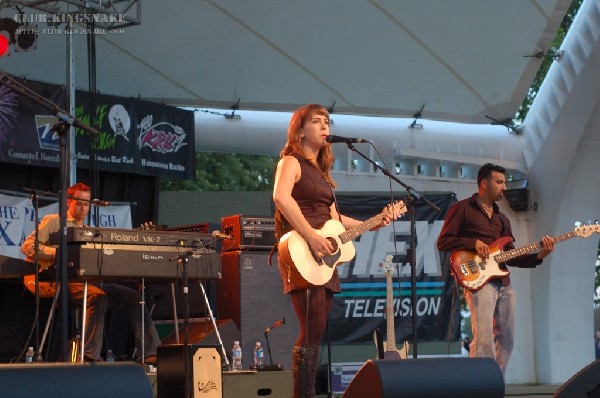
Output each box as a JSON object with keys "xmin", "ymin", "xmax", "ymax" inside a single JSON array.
[
  {"xmin": 555, "ymin": 359, "xmax": 600, "ymax": 397},
  {"xmin": 0, "ymin": 363, "xmax": 152, "ymax": 398},
  {"xmin": 343, "ymin": 358, "xmax": 504, "ymax": 398}
]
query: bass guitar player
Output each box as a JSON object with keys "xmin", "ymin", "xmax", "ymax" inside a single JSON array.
[{"xmin": 437, "ymin": 163, "xmax": 554, "ymax": 375}]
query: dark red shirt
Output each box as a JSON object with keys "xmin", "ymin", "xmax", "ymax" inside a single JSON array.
[{"xmin": 437, "ymin": 194, "xmax": 540, "ymax": 285}]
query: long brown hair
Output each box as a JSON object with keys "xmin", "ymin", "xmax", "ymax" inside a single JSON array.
[{"xmin": 280, "ymin": 104, "xmax": 336, "ymax": 187}]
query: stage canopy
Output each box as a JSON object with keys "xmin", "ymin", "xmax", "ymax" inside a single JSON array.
[{"xmin": 0, "ymin": 0, "xmax": 572, "ymax": 126}]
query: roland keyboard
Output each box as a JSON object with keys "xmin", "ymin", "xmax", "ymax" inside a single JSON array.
[
  {"xmin": 63, "ymin": 243, "xmax": 221, "ymax": 281},
  {"xmin": 45, "ymin": 227, "xmax": 220, "ymax": 280},
  {"xmin": 49, "ymin": 226, "xmax": 213, "ymax": 247}
]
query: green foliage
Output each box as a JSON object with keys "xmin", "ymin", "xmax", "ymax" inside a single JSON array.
[
  {"xmin": 515, "ymin": 0, "xmax": 584, "ymax": 122},
  {"xmin": 160, "ymin": 152, "xmax": 278, "ymax": 191},
  {"xmin": 595, "ymin": 253, "xmax": 600, "ymax": 308}
]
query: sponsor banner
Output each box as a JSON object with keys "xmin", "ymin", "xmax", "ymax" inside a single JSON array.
[
  {"xmin": 0, "ymin": 193, "xmax": 131, "ymax": 259},
  {"xmin": 0, "ymin": 78, "xmax": 194, "ymax": 179},
  {"xmin": 0, "ymin": 194, "xmax": 28, "ymax": 259},
  {"xmin": 330, "ymin": 193, "xmax": 458, "ymax": 344}
]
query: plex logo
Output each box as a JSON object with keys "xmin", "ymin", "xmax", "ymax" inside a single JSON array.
[{"xmin": 337, "ymin": 220, "xmax": 445, "ymax": 279}]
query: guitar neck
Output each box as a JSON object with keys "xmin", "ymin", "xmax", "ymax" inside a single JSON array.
[
  {"xmin": 385, "ymin": 271, "xmax": 397, "ymax": 351},
  {"xmin": 494, "ymin": 231, "xmax": 577, "ymax": 263},
  {"xmin": 339, "ymin": 213, "xmax": 384, "ymax": 244}
]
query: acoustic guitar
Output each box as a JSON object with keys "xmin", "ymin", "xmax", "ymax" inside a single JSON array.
[{"xmin": 277, "ymin": 201, "xmax": 406, "ymax": 288}]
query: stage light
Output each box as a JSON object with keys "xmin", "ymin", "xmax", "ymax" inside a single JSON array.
[
  {"xmin": 0, "ymin": 17, "xmax": 38, "ymax": 56},
  {"xmin": 0, "ymin": 32, "xmax": 9, "ymax": 57},
  {"xmin": 505, "ymin": 179, "xmax": 530, "ymax": 212},
  {"xmin": 14, "ymin": 24, "xmax": 37, "ymax": 52}
]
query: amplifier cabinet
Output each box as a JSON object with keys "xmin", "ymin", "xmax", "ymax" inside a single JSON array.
[
  {"xmin": 221, "ymin": 214, "xmax": 276, "ymax": 251},
  {"xmin": 216, "ymin": 251, "xmax": 298, "ymax": 372}
]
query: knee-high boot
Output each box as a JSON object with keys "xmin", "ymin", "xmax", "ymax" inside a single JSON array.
[{"xmin": 292, "ymin": 345, "xmax": 319, "ymax": 398}]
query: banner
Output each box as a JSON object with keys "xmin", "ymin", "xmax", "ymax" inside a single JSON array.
[
  {"xmin": 0, "ymin": 193, "xmax": 131, "ymax": 260},
  {"xmin": 330, "ymin": 193, "xmax": 458, "ymax": 344},
  {"xmin": 0, "ymin": 78, "xmax": 195, "ymax": 179}
]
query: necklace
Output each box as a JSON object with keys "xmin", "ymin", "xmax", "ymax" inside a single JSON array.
[{"xmin": 477, "ymin": 198, "xmax": 494, "ymax": 218}]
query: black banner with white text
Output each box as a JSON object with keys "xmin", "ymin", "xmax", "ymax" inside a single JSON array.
[
  {"xmin": 330, "ymin": 193, "xmax": 459, "ymax": 344},
  {"xmin": 0, "ymin": 77, "xmax": 194, "ymax": 179}
]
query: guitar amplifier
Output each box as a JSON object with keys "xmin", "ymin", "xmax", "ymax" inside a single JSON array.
[{"xmin": 221, "ymin": 214, "xmax": 276, "ymax": 251}]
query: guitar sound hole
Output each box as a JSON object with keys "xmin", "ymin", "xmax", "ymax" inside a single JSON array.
[{"xmin": 327, "ymin": 237, "xmax": 338, "ymax": 253}]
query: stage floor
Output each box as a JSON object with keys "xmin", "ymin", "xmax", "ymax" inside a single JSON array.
[
  {"xmin": 314, "ymin": 384, "xmax": 561, "ymax": 398},
  {"xmin": 505, "ymin": 384, "xmax": 560, "ymax": 397}
]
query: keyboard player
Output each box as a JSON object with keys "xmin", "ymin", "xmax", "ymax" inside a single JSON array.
[{"xmin": 21, "ymin": 182, "xmax": 161, "ymax": 363}]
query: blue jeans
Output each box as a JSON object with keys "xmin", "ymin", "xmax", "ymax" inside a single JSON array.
[{"xmin": 464, "ymin": 279, "xmax": 515, "ymax": 375}]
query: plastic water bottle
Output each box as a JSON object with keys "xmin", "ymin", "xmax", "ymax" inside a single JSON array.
[
  {"xmin": 25, "ymin": 347, "xmax": 35, "ymax": 363},
  {"xmin": 106, "ymin": 349, "xmax": 115, "ymax": 362},
  {"xmin": 232, "ymin": 341, "xmax": 242, "ymax": 371},
  {"xmin": 253, "ymin": 342, "xmax": 264, "ymax": 366}
]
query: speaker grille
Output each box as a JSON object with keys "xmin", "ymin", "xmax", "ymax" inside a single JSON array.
[{"xmin": 217, "ymin": 251, "xmax": 299, "ymax": 371}]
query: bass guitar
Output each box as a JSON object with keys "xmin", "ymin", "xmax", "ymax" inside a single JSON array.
[
  {"xmin": 278, "ymin": 201, "xmax": 406, "ymax": 288},
  {"xmin": 450, "ymin": 223, "xmax": 599, "ymax": 291}
]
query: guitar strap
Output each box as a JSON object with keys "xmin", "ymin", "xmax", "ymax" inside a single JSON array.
[{"xmin": 329, "ymin": 185, "xmax": 343, "ymax": 223}]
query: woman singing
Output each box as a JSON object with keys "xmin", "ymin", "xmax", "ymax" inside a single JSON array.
[{"xmin": 272, "ymin": 104, "xmax": 398, "ymax": 397}]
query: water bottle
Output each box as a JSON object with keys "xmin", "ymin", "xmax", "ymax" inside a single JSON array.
[
  {"xmin": 231, "ymin": 341, "xmax": 242, "ymax": 371},
  {"xmin": 253, "ymin": 342, "xmax": 264, "ymax": 367},
  {"xmin": 106, "ymin": 349, "xmax": 115, "ymax": 362},
  {"xmin": 25, "ymin": 347, "xmax": 35, "ymax": 363}
]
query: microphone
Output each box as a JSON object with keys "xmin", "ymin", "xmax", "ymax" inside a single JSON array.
[
  {"xmin": 212, "ymin": 230, "xmax": 233, "ymax": 240},
  {"xmin": 91, "ymin": 199, "xmax": 111, "ymax": 206},
  {"xmin": 326, "ymin": 135, "xmax": 369, "ymax": 144},
  {"xmin": 265, "ymin": 317, "xmax": 285, "ymax": 334}
]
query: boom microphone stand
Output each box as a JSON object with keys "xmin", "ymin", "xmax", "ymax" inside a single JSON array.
[
  {"xmin": 169, "ymin": 249, "xmax": 193, "ymax": 398},
  {"xmin": 170, "ymin": 240, "xmax": 229, "ymax": 398},
  {"xmin": 264, "ymin": 317, "xmax": 285, "ymax": 370},
  {"xmin": 342, "ymin": 142, "xmax": 439, "ymax": 357},
  {"xmin": 22, "ymin": 187, "xmax": 44, "ymax": 362}
]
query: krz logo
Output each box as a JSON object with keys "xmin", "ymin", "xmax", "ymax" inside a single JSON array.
[{"xmin": 137, "ymin": 115, "xmax": 187, "ymax": 154}]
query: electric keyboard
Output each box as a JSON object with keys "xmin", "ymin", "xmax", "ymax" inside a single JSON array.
[
  {"xmin": 44, "ymin": 227, "xmax": 220, "ymax": 280},
  {"xmin": 57, "ymin": 244, "xmax": 221, "ymax": 280},
  {"xmin": 49, "ymin": 226, "xmax": 213, "ymax": 248}
]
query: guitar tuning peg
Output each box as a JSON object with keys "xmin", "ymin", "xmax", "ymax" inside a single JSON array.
[{"xmin": 574, "ymin": 221, "xmax": 581, "ymax": 227}]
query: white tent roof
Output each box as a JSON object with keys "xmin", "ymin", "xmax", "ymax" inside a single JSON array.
[{"xmin": 0, "ymin": 0, "xmax": 571, "ymax": 124}]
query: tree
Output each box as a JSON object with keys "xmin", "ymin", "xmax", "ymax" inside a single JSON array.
[
  {"xmin": 515, "ymin": 0, "xmax": 583, "ymax": 122},
  {"xmin": 160, "ymin": 152, "xmax": 277, "ymax": 191}
]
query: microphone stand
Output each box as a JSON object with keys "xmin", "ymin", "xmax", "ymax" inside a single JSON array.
[
  {"xmin": 263, "ymin": 318, "xmax": 285, "ymax": 371},
  {"xmin": 326, "ymin": 319, "xmax": 333, "ymax": 398},
  {"xmin": 192, "ymin": 239, "xmax": 230, "ymax": 371},
  {"xmin": 264, "ymin": 330, "xmax": 274, "ymax": 367},
  {"xmin": 0, "ymin": 70, "xmax": 99, "ymax": 362},
  {"xmin": 22, "ymin": 188, "xmax": 43, "ymax": 362},
  {"xmin": 343, "ymin": 142, "xmax": 440, "ymax": 357},
  {"xmin": 169, "ymin": 249, "xmax": 193, "ymax": 398}
]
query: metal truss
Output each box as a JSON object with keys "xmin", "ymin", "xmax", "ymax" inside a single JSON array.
[{"xmin": 4, "ymin": 0, "xmax": 141, "ymax": 29}]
